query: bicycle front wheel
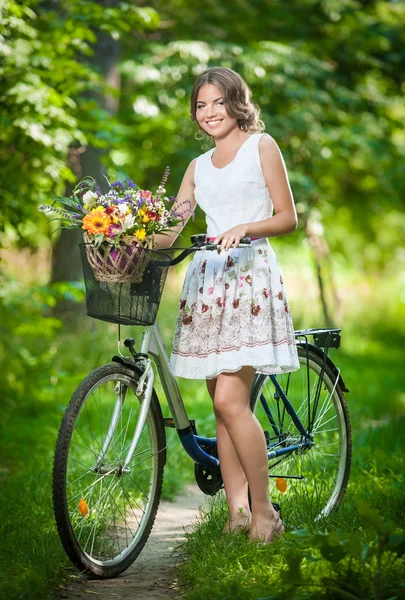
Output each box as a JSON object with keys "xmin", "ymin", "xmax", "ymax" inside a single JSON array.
[
  {"xmin": 53, "ymin": 363, "xmax": 166, "ymax": 578},
  {"xmin": 250, "ymin": 344, "xmax": 351, "ymax": 526}
]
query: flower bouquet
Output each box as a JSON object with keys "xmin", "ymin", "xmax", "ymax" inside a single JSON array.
[{"xmin": 40, "ymin": 167, "xmax": 192, "ymax": 284}]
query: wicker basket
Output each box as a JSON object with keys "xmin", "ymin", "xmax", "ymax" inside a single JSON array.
[{"xmin": 83, "ymin": 233, "xmax": 153, "ymax": 284}]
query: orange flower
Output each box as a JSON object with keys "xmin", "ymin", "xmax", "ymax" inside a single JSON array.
[
  {"xmin": 82, "ymin": 206, "xmax": 111, "ymax": 235},
  {"xmin": 276, "ymin": 477, "xmax": 287, "ymax": 493},
  {"xmin": 78, "ymin": 498, "xmax": 89, "ymax": 516}
]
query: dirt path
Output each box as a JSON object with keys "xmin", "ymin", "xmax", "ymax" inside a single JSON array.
[{"xmin": 60, "ymin": 484, "xmax": 207, "ymax": 600}]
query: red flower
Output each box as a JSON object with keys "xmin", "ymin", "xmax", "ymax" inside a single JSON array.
[
  {"xmin": 225, "ymin": 283, "xmax": 230, "ymax": 289},
  {"xmin": 226, "ymin": 256, "xmax": 235, "ymax": 268},
  {"xmin": 233, "ymin": 299, "xmax": 240, "ymax": 309},
  {"xmin": 277, "ymin": 291, "xmax": 283, "ymax": 300},
  {"xmin": 201, "ymin": 260, "xmax": 207, "ymax": 274},
  {"xmin": 216, "ymin": 297, "xmax": 223, "ymax": 307},
  {"xmin": 105, "ymin": 206, "xmax": 115, "ymax": 215},
  {"xmin": 285, "ymin": 305, "xmax": 289, "ymax": 312},
  {"xmin": 251, "ymin": 304, "xmax": 261, "ymax": 316},
  {"xmin": 280, "ymin": 275, "xmax": 284, "ymax": 284},
  {"xmin": 147, "ymin": 210, "xmax": 158, "ymax": 220},
  {"xmin": 245, "ymin": 275, "xmax": 252, "ymax": 286},
  {"xmin": 199, "ymin": 287, "xmax": 203, "ymax": 294},
  {"xmin": 180, "ymin": 299, "xmax": 186, "ymax": 309},
  {"xmin": 258, "ymin": 249, "xmax": 263, "ymax": 254},
  {"xmin": 202, "ymin": 303, "xmax": 209, "ymax": 313},
  {"xmin": 182, "ymin": 314, "xmax": 193, "ymax": 325},
  {"xmin": 263, "ymin": 288, "xmax": 269, "ymax": 298}
]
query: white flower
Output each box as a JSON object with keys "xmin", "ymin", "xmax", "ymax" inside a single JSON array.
[
  {"xmin": 82, "ymin": 191, "xmax": 98, "ymax": 203},
  {"xmin": 122, "ymin": 214, "xmax": 135, "ymax": 230},
  {"xmin": 117, "ymin": 203, "xmax": 129, "ymax": 214}
]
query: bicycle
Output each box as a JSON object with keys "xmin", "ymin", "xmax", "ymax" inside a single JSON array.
[{"xmin": 52, "ymin": 233, "xmax": 351, "ymax": 578}]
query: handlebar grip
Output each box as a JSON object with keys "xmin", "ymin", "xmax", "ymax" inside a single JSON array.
[{"xmin": 239, "ymin": 236, "xmax": 252, "ymax": 244}]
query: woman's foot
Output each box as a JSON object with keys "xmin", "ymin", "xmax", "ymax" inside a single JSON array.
[
  {"xmin": 222, "ymin": 507, "xmax": 251, "ymax": 535},
  {"xmin": 248, "ymin": 505, "xmax": 285, "ymax": 544}
]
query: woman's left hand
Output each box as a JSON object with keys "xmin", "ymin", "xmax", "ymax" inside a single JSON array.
[{"xmin": 213, "ymin": 224, "xmax": 247, "ymax": 251}]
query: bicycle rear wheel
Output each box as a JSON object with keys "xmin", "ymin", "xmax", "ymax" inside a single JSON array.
[
  {"xmin": 53, "ymin": 363, "xmax": 166, "ymax": 578},
  {"xmin": 250, "ymin": 344, "xmax": 351, "ymax": 526}
]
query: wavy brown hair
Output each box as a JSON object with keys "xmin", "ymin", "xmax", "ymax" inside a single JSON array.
[{"xmin": 190, "ymin": 66, "xmax": 265, "ymax": 149}]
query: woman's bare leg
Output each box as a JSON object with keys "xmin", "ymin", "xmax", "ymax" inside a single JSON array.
[
  {"xmin": 212, "ymin": 367, "xmax": 281, "ymax": 541},
  {"xmin": 206, "ymin": 377, "xmax": 251, "ymax": 532}
]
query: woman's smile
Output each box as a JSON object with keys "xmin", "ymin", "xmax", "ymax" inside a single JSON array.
[{"xmin": 206, "ymin": 119, "xmax": 223, "ymax": 128}]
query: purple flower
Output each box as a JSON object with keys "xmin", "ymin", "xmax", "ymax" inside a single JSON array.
[
  {"xmin": 111, "ymin": 181, "xmax": 125, "ymax": 191},
  {"xmin": 126, "ymin": 179, "xmax": 137, "ymax": 189},
  {"xmin": 95, "ymin": 182, "xmax": 102, "ymax": 197}
]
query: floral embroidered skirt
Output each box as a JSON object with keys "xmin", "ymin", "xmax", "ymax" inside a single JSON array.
[{"xmin": 169, "ymin": 239, "xmax": 300, "ymax": 380}]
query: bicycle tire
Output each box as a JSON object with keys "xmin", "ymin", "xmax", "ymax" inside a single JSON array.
[
  {"xmin": 53, "ymin": 363, "xmax": 166, "ymax": 578},
  {"xmin": 250, "ymin": 344, "xmax": 352, "ymax": 526}
]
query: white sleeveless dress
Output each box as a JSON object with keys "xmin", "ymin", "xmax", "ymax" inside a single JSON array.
[{"xmin": 169, "ymin": 132, "xmax": 300, "ymax": 380}]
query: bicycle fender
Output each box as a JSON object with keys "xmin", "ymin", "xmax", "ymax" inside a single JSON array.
[
  {"xmin": 296, "ymin": 341, "xmax": 350, "ymax": 393},
  {"xmin": 111, "ymin": 355, "xmax": 168, "ymax": 465},
  {"xmin": 250, "ymin": 342, "xmax": 349, "ymax": 396}
]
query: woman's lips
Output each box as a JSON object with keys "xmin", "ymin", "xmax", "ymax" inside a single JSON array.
[{"xmin": 205, "ymin": 119, "xmax": 223, "ymax": 128}]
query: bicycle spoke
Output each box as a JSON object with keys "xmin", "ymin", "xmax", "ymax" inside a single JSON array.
[
  {"xmin": 54, "ymin": 367, "xmax": 164, "ymax": 571},
  {"xmin": 251, "ymin": 346, "xmax": 350, "ymax": 522}
]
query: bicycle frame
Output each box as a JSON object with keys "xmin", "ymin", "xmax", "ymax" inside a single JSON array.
[{"xmin": 105, "ymin": 322, "xmax": 345, "ymax": 476}]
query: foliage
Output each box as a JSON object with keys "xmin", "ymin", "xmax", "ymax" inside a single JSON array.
[
  {"xmin": 0, "ymin": 0, "xmax": 159, "ymax": 246},
  {"xmin": 1, "ymin": 0, "xmax": 404, "ymax": 273}
]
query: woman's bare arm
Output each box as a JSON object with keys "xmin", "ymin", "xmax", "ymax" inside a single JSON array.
[
  {"xmin": 244, "ymin": 134, "xmax": 298, "ymax": 238},
  {"xmin": 153, "ymin": 159, "xmax": 197, "ymax": 249}
]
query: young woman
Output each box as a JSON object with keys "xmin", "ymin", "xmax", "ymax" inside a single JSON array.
[{"xmin": 154, "ymin": 66, "xmax": 300, "ymax": 544}]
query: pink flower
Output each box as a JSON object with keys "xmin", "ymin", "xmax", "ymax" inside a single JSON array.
[
  {"xmin": 207, "ymin": 286, "xmax": 214, "ymax": 295},
  {"xmin": 245, "ymin": 275, "xmax": 252, "ymax": 286},
  {"xmin": 263, "ymin": 288, "xmax": 269, "ymax": 298},
  {"xmin": 277, "ymin": 291, "xmax": 283, "ymax": 301},
  {"xmin": 107, "ymin": 223, "xmax": 122, "ymax": 237},
  {"xmin": 285, "ymin": 305, "xmax": 289, "ymax": 312},
  {"xmin": 238, "ymin": 282, "xmax": 244, "ymax": 288},
  {"xmin": 202, "ymin": 303, "xmax": 209, "ymax": 313},
  {"xmin": 216, "ymin": 297, "xmax": 223, "ymax": 307}
]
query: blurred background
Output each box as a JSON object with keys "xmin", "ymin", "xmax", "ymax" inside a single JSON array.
[{"xmin": 0, "ymin": 1, "xmax": 404, "ymax": 598}]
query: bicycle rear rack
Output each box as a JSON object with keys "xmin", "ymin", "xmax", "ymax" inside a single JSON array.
[{"xmin": 294, "ymin": 327, "xmax": 341, "ymax": 350}]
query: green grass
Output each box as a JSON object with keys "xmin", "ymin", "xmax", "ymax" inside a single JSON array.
[
  {"xmin": 171, "ymin": 260, "xmax": 405, "ymax": 599},
  {"xmin": 0, "ymin": 250, "xmax": 404, "ymax": 599}
]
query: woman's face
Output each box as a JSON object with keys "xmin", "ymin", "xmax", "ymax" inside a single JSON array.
[{"xmin": 195, "ymin": 83, "xmax": 238, "ymax": 138}]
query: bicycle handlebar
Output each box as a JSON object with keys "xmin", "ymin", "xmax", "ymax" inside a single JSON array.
[{"xmin": 157, "ymin": 234, "xmax": 254, "ymax": 267}]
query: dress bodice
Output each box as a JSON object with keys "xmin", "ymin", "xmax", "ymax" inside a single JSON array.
[{"xmin": 194, "ymin": 133, "xmax": 274, "ymax": 237}]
